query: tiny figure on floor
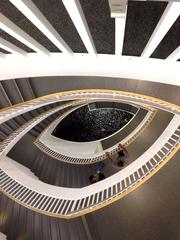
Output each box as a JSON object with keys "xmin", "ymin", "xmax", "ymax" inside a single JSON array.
[
  {"xmin": 106, "ymin": 144, "xmax": 129, "ymax": 170},
  {"xmin": 89, "ymin": 161, "xmax": 105, "ymax": 184}
]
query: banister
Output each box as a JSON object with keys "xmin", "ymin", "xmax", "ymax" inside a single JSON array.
[{"xmin": 0, "ymin": 115, "xmax": 179, "ymax": 218}]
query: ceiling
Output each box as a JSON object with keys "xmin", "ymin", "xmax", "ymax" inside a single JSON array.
[{"xmin": 0, "ymin": 0, "xmax": 179, "ymax": 59}]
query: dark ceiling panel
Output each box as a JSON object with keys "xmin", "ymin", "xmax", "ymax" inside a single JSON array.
[
  {"xmin": 32, "ymin": 0, "xmax": 87, "ymax": 53},
  {"xmin": 79, "ymin": 0, "xmax": 115, "ymax": 54},
  {"xmin": 0, "ymin": 29, "xmax": 34, "ymax": 52},
  {"xmin": 123, "ymin": 1, "xmax": 167, "ymax": 56},
  {"xmin": 151, "ymin": 16, "xmax": 180, "ymax": 59},
  {"xmin": 0, "ymin": 47, "xmax": 11, "ymax": 54},
  {"xmin": 0, "ymin": 0, "xmax": 60, "ymax": 52}
]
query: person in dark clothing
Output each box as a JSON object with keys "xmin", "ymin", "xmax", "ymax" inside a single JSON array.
[
  {"xmin": 89, "ymin": 161, "xmax": 105, "ymax": 184},
  {"xmin": 106, "ymin": 143, "xmax": 129, "ymax": 169},
  {"xmin": 89, "ymin": 172, "xmax": 105, "ymax": 184}
]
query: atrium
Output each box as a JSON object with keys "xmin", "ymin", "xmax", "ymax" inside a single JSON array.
[{"xmin": 0, "ymin": 0, "xmax": 180, "ymax": 240}]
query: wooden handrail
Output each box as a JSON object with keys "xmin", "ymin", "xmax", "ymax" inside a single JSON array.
[
  {"xmin": 0, "ymin": 115, "xmax": 179, "ymax": 218},
  {"xmin": 34, "ymin": 109, "xmax": 156, "ymax": 164},
  {"xmin": 0, "ymin": 90, "xmax": 179, "ymax": 218},
  {"xmin": 0, "ymin": 90, "xmax": 179, "ymax": 125}
]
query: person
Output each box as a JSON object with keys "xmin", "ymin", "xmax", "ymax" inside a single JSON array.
[
  {"xmin": 106, "ymin": 143, "xmax": 129, "ymax": 170},
  {"xmin": 89, "ymin": 161, "xmax": 105, "ymax": 184},
  {"xmin": 89, "ymin": 172, "xmax": 105, "ymax": 184}
]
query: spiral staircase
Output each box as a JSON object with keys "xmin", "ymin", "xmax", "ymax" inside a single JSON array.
[{"xmin": 0, "ymin": 0, "xmax": 180, "ymax": 239}]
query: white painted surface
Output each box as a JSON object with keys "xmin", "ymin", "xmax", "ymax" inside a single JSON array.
[
  {"xmin": 6, "ymin": 159, "xmax": 38, "ymax": 179},
  {"xmin": 9, "ymin": 0, "xmax": 72, "ymax": 55},
  {"xmin": 42, "ymin": 135, "xmax": 101, "ymax": 157},
  {"xmin": 0, "ymin": 13, "xmax": 49, "ymax": 55},
  {"xmin": 167, "ymin": 45, "xmax": 180, "ymax": 61},
  {"xmin": 62, "ymin": 0, "xmax": 96, "ymax": 55},
  {"xmin": 115, "ymin": 17, "xmax": 126, "ymax": 55},
  {"xmin": 0, "ymin": 114, "xmax": 179, "ymax": 200},
  {"xmin": 0, "ymin": 104, "xmax": 75, "ymax": 156},
  {"xmin": 0, "ymin": 54, "xmax": 180, "ymax": 86},
  {"xmin": 0, "ymin": 53, "xmax": 5, "ymax": 58},
  {"xmin": 0, "ymin": 37, "xmax": 27, "ymax": 56},
  {"xmin": 141, "ymin": 2, "xmax": 180, "ymax": 57}
]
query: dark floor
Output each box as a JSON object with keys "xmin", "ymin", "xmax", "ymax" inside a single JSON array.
[
  {"xmin": 52, "ymin": 105, "xmax": 133, "ymax": 142},
  {"xmin": 86, "ymin": 150, "xmax": 180, "ymax": 240},
  {"xmin": 104, "ymin": 109, "xmax": 173, "ymax": 176}
]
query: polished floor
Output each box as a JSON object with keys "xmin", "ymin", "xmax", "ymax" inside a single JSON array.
[{"xmin": 53, "ymin": 104, "xmax": 133, "ymax": 142}]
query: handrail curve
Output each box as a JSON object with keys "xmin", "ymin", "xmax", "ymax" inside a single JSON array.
[
  {"xmin": 34, "ymin": 109, "xmax": 156, "ymax": 164},
  {"xmin": 0, "ymin": 114, "xmax": 179, "ymax": 218},
  {"xmin": 0, "ymin": 90, "xmax": 179, "ymax": 218},
  {"xmin": 0, "ymin": 90, "xmax": 179, "ymax": 126}
]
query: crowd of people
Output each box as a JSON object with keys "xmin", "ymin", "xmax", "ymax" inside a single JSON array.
[{"xmin": 89, "ymin": 143, "xmax": 129, "ymax": 184}]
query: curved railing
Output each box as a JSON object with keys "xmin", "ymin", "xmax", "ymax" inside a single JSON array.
[
  {"xmin": 0, "ymin": 90, "xmax": 179, "ymax": 218},
  {"xmin": 88, "ymin": 101, "xmax": 138, "ymax": 114},
  {"xmin": 0, "ymin": 90, "xmax": 179, "ymax": 127},
  {"xmin": 0, "ymin": 114, "xmax": 179, "ymax": 218},
  {"xmin": 34, "ymin": 108, "xmax": 156, "ymax": 164},
  {"xmin": 0, "ymin": 100, "xmax": 87, "ymax": 156}
]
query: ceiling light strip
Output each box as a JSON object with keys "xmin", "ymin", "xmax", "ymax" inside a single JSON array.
[
  {"xmin": 62, "ymin": 0, "xmax": 97, "ymax": 55},
  {"xmin": 115, "ymin": 17, "xmax": 126, "ymax": 55},
  {"xmin": 0, "ymin": 37, "xmax": 27, "ymax": 56},
  {"xmin": 166, "ymin": 45, "xmax": 180, "ymax": 61},
  {"xmin": 0, "ymin": 13, "xmax": 49, "ymax": 55},
  {"xmin": 9, "ymin": 0, "xmax": 73, "ymax": 55},
  {"xmin": 141, "ymin": 2, "xmax": 180, "ymax": 57},
  {"xmin": 108, "ymin": 0, "xmax": 127, "ymax": 55}
]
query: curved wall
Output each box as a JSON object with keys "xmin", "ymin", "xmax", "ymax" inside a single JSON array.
[{"xmin": 29, "ymin": 76, "xmax": 180, "ymax": 105}]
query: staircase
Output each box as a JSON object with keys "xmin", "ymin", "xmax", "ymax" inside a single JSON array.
[{"xmin": 0, "ymin": 80, "xmax": 179, "ymax": 240}]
